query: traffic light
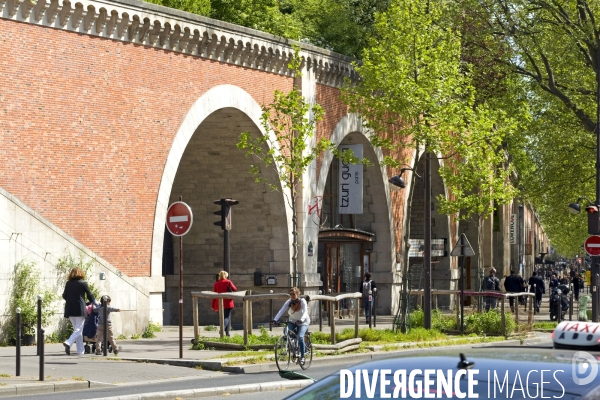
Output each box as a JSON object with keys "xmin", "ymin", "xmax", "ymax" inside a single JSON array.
[
  {"xmin": 213, "ymin": 198, "xmax": 239, "ymax": 230},
  {"xmin": 586, "ymin": 205, "xmax": 600, "ymax": 235}
]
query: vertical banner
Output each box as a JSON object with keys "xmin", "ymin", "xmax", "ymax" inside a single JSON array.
[
  {"xmin": 338, "ymin": 144, "xmax": 363, "ymax": 214},
  {"xmin": 510, "ymin": 214, "xmax": 517, "ymax": 244}
]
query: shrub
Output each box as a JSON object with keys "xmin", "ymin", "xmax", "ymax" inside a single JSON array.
[
  {"xmin": 409, "ymin": 309, "xmax": 457, "ymax": 332},
  {"xmin": 7, "ymin": 260, "xmax": 57, "ymax": 339},
  {"xmin": 465, "ymin": 309, "xmax": 516, "ymax": 336},
  {"xmin": 142, "ymin": 321, "xmax": 162, "ymax": 338}
]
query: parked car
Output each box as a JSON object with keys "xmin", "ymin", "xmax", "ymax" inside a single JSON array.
[{"xmin": 284, "ymin": 329, "xmax": 600, "ymax": 399}]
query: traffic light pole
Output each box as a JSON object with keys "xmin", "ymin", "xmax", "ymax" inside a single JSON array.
[
  {"xmin": 214, "ymin": 198, "xmax": 238, "ymax": 276},
  {"xmin": 224, "ymin": 229, "xmax": 230, "ymax": 275},
  {"xmin": 594, "ymin": 39, "xmax": 600, "ymax": 323}
]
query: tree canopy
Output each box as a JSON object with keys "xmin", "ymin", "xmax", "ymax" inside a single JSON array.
[
  {"xmin": 143, "ymin": 0, "xmax": 389, "ymax": 57},
  {"xmin": 461, "ymin": 0, "xmax": 600, "ymax": 257}
]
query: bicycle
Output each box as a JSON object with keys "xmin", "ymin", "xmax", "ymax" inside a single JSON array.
[{"xmin": 273, "ymin": 323, "xmax": 313, "ymax": 371}]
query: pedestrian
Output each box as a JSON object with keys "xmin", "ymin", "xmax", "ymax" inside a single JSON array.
[
  {"xmin": 271, "ymin": 287, "xmax": 310, "ymax": 365},
  {"xmin": 503, "ymin": 270, "xmax": 521, "ymax": 312},
  {"xmin": 211, "ymin": 271, "xmax": 237, "ymax": 337},
  {"xmin": 62, "ymin": 267, "xmax": 96, "ymax": 355},
  {"xmin": 361, "ymin": 272, "xmax": 376, "ymax": 324},
  {"xmin": 93, "ymin": 296, "xmax": 121, "ymax": 355},
  {"xmin": 560, "ymin": 275, "xmax": 570, "ymax": 285},
  {"xmin": 517, "ymin": 273, "xmax": 526, "ymax": 306},
  {"xmin": 528, "ymin": 271, "xmax": 545, "ymax": 313},
  {"xmin": 549, "ymin": 274, "xmax": 559, "ymax": 289},
  {"xmin": 482, "ymin": 267, "xmax": 500, "ymax": 311},
  {"xmin": 572, "ymin": 272, "xmax": 582, "ymax": 302}
]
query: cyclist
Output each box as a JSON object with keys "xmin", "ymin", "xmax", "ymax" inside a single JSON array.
[{"xmin": 272, "ymin": 287, "xmax": 310, "ymax": 365}]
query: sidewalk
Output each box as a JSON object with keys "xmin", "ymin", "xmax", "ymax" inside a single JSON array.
[{"xmin": 0, "ymin": 316, "xmax": 549, "ymax": 397}]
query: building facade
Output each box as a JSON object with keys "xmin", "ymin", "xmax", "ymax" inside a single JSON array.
[{"xmin": 0, "ymin": 0, "xmax": 548, "ymax": 334}]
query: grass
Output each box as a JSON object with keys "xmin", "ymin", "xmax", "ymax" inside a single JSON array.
[
  {"xmin": 0, "ymin": 374, "xmax": 10, "ymax": 378},
  {"xmin": 205, "ymin": 325, "xmax": 218, "ymax": 331},
  {"xmin": 220, "ymin": 335, "xmax": 508, "ymax": 365},
  {"xmin": 309, "ymin": 327, "xmax": 447, "ymax": 345},
  {"xmin": 130, "ymin": 334, "xmax": 142, "ymax": 340},
  {"xmin": 71, "ymin": 376, "xmax": 86, "ymax": 381},
  {"xmin": 192, "ymin": 326, "xmax": 276, "ymax": 350},
  {"xmin": 116, "ymin": 334, "xmax": 127, "ymax": 340},
  {"xmin": 218, "ymin": 350, "xmax": 271, "ymax": 358},
  {"xmin": 533, "ymin": 321, "xmax": 558, "ymax": 330}
]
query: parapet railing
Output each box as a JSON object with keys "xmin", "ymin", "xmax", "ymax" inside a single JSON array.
[
  {"xmin": 190, "ymin": 291, "xmax": 362, "ymax": 345},
  {"xmin": 407, "ymin": 289, "xmax": 537, "ymax": 334}
]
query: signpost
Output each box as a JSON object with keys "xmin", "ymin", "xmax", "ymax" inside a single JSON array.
[
  {"xmin": 166, "ymin": 199, "xmax": 193, "ymax": 359},
  {"xmin": 451, "ymin": 233, "xmax": 475, "ymax": 334},
  {"xmin": 585, "ymin": 235, "xmax": 600, "ymax": 321}
]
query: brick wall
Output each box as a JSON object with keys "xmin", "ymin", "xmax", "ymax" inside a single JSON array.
[{"xmin": 0, "ymin": 19, "xmax": 292, "ymax": 276}]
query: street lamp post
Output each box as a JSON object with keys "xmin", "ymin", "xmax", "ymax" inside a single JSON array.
[
  {"xmin": 539, "ymin": 252, "xmax": 547, "ymax": 281},
  {"xmin": 389, "ymin": 163, "xmax": 432, "ymax": 329}
]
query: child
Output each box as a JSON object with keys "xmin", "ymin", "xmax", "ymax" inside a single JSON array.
[{"xmin": 93, "ymin": 296, "xmax": 121, "ymax": 355}]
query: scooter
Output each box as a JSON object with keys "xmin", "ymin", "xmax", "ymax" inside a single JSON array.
[{"xmin": 549, "ymin": 284, "xmax": 569, "ymax": 321}]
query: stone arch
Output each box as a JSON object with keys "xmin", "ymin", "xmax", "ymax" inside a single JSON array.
[
  {"xmin": 311, "ymin": 113, "xmax": 397, "ymax": 314},
  {"xmin": 151, "ymin": 85, "xmax": 292, "ymax": 279},
  {"xmin": 407, "ymin": 152, "xmax": 455, "ymax": 307}
]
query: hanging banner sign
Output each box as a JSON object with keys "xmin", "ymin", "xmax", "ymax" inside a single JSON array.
[
  {"xmin": 510, "ymin": 214, "xmax": 517, "ymax": 244},
  {"xmin": 338, "ymin": 144, "xmax": 363, "ymax": 214}
]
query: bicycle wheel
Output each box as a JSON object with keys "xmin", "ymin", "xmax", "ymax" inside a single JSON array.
[
  {"xmin": 275, "ymin": 335, "xmax": 291, "ymax": 371},
  {"xmin": 300, "ymin": 335, "xmax": 313, "ymax": 370}
]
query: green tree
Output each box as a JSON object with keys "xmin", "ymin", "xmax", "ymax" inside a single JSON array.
[
  {"xmin": 461, "ymin": 0, "xmax": 600, "ymax": 255},
  {"xmin": 343, "ymin": 0, "xmax": 518, "ymax": 277},
  {"xmin": 144, "ymin": 0, "xmax": 211, "ymax": 16},
  {"xmin": 237, "ymin": 46, "xmax": 331, "ymax": 285}
]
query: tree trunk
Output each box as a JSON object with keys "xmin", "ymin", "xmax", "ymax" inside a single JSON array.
[{"xmin": 291, "ymin": 179, "xmax": 298, "ymax": 288}]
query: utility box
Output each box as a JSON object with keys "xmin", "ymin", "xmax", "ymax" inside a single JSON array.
[{"xmin": 254, "ymin": 271, "xmax": 263, "ymax": 286}]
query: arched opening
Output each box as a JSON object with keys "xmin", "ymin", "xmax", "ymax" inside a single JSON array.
[
  {"xmin": 155, "ymin": 86, "xmax": 291, "ymax": 327},
  {"xmin": 315, "ymin": 128, "xmax": 395, "ymax": 316},
  {"xmin": 406, "ymin": 154, "xmax": 453, "ymax": 309}
]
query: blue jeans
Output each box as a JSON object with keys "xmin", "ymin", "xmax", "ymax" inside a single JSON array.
[
  {"xmin": 224, "ymin": 308, "xmax": 232, "ymax": 336},
  {"xmin": 363, "ymin": 299, "xmax": 372, "ymax": 319},
  {"xmin": 286, "ymin": 322, "xmax": 308, "ymax": 357}
]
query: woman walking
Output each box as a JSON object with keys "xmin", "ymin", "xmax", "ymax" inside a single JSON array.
[
  {"xmin": 212, "ymin": 271, "xmax": 237, "ymax": 337},
  {"xmin": 62, "ymin": 267, "xmax": 96, "ymax": 355}
]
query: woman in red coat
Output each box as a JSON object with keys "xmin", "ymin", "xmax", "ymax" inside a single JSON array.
[{"xmin": 212, "ymin": 271, "xmax": 237, "ymax": 336}]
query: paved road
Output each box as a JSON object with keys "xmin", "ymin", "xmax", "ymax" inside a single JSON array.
[{"xmin": 0, "ymin": 361, "xmax": 357, "ymax": 399}]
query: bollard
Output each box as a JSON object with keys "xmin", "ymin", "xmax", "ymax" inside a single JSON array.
[
  {"xmin": 318, "ymin": 290, "xmax": 322, "ymax": 332},
  {"xmin": 328, "ymin": 289, "xmax": 332, "ymax": 327},
  {"xmin": 37, "ymin": 295, "xmax": 44, "ymax": 381},
  {"xmin": 570, "ymin": 292, "xmax": 573, "ymax": 321},
  {"xmin": 36, "ymin": 296, "xmax": 41, "ymax": 356},
  {"xmin": 102, "ymin": 296, "xmax": 108, "ymax": 356},
  {"xmin": 501, "ymin": 296, "xmax": 506, "ymax": 336},
  {"xmin": 373, "ymin": 288, "xmax": 377, "ymax": 328},
  {"xmin": 269, "ymin": 290, "xmax": 273, "ymax": 332},
  {"xmin": 16, "ymin": 307, "xmax": 21, "ymax": 377}
]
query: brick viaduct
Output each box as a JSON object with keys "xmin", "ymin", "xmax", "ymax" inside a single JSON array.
[{"xmin": 0, "ymin": 0, "xmax": 546, "ymax": 334}]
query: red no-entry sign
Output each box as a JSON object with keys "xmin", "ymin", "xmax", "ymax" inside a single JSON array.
[
  {"xmin": 584, "ymin": 235, "xmax": 600, "ymax": 256},
  {"xmin": 166, "ymin": 201, "xmax": 193, "ymax": 236}
]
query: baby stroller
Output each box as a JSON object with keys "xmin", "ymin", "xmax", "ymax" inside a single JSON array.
[
  {"xmin": 82, "ymin": 303, "xmax": 113, "ymax": 354},
  {"xmin": 549, "ymin": 284, "xmax": 569, "ymax": 321}
]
